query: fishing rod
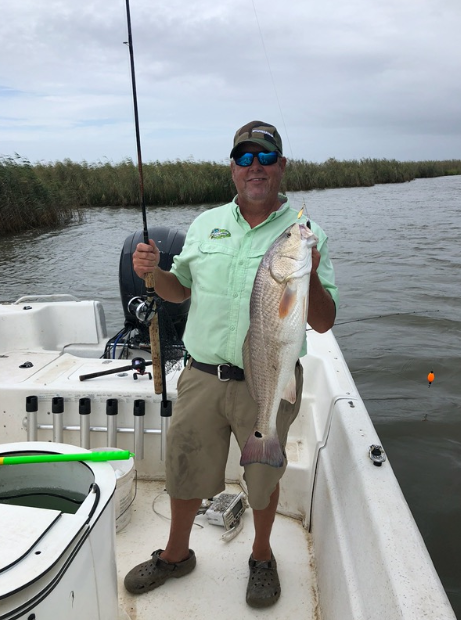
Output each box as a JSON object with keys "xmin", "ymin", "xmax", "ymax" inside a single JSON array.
[
  {"xmin": 124, "ymin": 0, "xmax": 173, "ymax": 461},
  {"xmin": 123, "ymin": 0, "xmax": 163, "ymax": 396},
  {"xmin": 79, "ymin": 357, "xmax": 152, "ymax": 381}
]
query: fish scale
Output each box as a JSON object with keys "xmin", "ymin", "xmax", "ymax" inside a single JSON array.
[{"xmin": 241, "ymin": 223, "xmax": 317, "ymax": 468}]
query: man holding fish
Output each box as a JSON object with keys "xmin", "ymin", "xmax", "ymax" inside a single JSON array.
[{"xmin": 124, "ymin": 121, "xmax": 338, "ymax": 607}]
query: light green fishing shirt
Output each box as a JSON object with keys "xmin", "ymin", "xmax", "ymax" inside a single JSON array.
[{"xmin": 170, "ymin": 194, "xmax": 339, "ymax": 368}]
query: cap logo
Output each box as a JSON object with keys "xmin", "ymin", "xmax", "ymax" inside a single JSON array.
[{"xmin": 253, "ymin": 129, "xmax": 274, "ymax": 139}]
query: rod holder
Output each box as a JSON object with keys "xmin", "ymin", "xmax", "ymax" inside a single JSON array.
[
  {"xmin": 160, "ymin": 399, "xmax": 172, "ymax": 462},
  {"xmin": 26, "ymin": 395, "xmax": 38, "ymax": 442},
  {"xmin": 133, "ymin": 399, "xmax": 145, "ymax": 460},
  {"xmin": 79, "ymin": 397, "xmax": 91, "ymax": 449},
  {"xmin": 52, "ymin": 396, "xmax": 64, "ymax": 443},
  {"xmin": 106, "ymin": 398, "xmax": 118, "ymax": 448}
]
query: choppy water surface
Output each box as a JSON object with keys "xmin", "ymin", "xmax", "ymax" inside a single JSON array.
[{"xmin": 1, "ymin": 176, "xmax": 460, "ymax": 614}]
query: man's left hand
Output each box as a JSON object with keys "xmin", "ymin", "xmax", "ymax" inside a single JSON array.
[{"xmin": 312, "ymin": 247, "xmax": 321, "ymax": 273}]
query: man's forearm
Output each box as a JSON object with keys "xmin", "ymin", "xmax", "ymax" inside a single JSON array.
[
  {"xmin": 150, "ymin": 267, "xmax": 191, "ymax": 303},
  {"xmin": 307, "ymin": 272, "xmax": 336, "ymax": 333}
]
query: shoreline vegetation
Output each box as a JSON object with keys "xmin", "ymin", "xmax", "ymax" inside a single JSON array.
[{"xmin": 1, "ymin": 155, "xmax": 460, "ymax": 236}]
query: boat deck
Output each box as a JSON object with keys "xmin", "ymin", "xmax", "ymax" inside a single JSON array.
[{"xmin": 116, "ymin": 480, "xmax": 319, "ymax": 620}]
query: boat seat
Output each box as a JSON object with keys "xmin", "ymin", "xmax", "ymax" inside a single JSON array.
[{"xmin": 0, "ymin": 301, "xmax": 107, "ymax": 354}]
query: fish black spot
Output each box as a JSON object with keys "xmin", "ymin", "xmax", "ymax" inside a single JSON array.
[{"xmin": 255, "ymin": 431, "xmax": 262, "ymax": 438}]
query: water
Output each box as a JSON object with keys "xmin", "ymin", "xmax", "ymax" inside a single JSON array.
[
  {"xmin": 0, "ymin": 489, "xmax": 86, "ymax": 514},
  {"xmin": 1, "ymin": 176, "xmax": 460, "ymax": 615}
]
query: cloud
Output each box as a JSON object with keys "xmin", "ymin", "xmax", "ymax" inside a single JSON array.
[{"xmin": 1, "ymin": 0, "xmax": 460, "ymax": 163}]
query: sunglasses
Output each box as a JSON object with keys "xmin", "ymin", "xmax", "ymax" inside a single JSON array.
[{"xmin": 233, "ymin": 151, "xmax": 279, "ymax": 167}]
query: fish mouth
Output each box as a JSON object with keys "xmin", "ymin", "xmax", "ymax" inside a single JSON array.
[
  {"xmin": 299, "ymin": 223, "xmax": 311, "ymax": 239},
  {"xmin": 299, "ymin": 224, "xmax": 318, "ymax": 247}
]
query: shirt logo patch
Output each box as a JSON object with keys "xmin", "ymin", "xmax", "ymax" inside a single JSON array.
[{"xmin": 209, "ymin": 228, "xmax": 231, "ymax": 239}]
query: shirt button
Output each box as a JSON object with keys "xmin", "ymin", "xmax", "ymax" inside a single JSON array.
[{"xmin": 230, "ymin": 326, "xmax": 235, "ymax": 331}]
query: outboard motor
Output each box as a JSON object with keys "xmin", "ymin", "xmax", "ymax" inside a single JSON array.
[{"xmin": 112, "ymin": 226, "xmax": 190, "ymax": 362}]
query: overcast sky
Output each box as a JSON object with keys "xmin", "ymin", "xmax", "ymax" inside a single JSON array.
[{"xmin": 1, "ymin": 0, "xmax": 460, "ymax": 165}]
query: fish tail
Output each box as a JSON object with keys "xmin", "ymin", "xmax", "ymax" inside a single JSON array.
[{"xmin": 240, "ymin": 432, "xmax": 285, "ymax": 468}]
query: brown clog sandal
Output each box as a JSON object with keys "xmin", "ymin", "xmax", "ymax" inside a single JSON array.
[
  {"xmin": 124, "ymin": 549, "xmax": 196, "ymax": 594},
  {"xmin": 246, "ymin": 553, "xmax": 281, "ymax": 608}
]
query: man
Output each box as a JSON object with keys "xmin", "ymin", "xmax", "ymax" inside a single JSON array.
[{"xmin": 124, "ymin": 120, "xmax": 338, "ymax": 608}]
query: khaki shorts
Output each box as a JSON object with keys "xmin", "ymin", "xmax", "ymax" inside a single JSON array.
[{"xmin": 165, "ymin": 359, "xmax": 303, "ymax": 510}]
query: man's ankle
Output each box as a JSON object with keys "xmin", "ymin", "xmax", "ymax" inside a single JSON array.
[
  {"xmin": 251, "ymin": 547, "xmax": 272, "ymax": 562},
  {"xmin": 160, "ymin": 550, "xmax": 191, "ymax": 564}
]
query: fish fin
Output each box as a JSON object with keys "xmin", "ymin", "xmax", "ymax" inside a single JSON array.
[
  {"xmin": 282, "ymin": 374, "xmax": 297, "ymax": 404},
  {"xmin": 240, "ymin": 432, "xmax": 284, "ymax": 468},
  {"xmin": 279, "ymin": 281, "xmax": 297, "ymax": 318}
]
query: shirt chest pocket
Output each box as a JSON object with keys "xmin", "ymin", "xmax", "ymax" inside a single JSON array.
[
  {"xmin": 194, "ymin": 242, "xmax": 267, "ymax": 298},
  {"xmin": 194, "ymin": 242, "xmax": 238, "ymax": 296}
]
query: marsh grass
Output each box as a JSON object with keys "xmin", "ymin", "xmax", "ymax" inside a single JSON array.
[
  {"xmin": 0, "ymin": 156, "xmax": 83, "ymax": 235},
  {"xmin": 1, "ymin": 155, "xmax": 460, "ymax": 235}
]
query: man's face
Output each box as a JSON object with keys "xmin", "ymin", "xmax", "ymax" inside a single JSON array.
[{"xmin": 231, "ymin": 144, "xmax": 286, "ymax": 204}]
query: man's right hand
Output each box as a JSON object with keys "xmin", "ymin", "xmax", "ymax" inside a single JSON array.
[{"xmin": 133, "ymin": 239, "xmax": 160, "ymax": 279}]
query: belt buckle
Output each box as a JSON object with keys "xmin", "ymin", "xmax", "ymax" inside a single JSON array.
[{"xmin": 217, "ymin": 363, "xmax": 231, "ymax": 382}]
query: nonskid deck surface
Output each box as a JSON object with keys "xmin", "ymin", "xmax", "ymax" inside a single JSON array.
[{"xmin": 117, "ymin": 481, "xmax": 319, "ymax": 620}]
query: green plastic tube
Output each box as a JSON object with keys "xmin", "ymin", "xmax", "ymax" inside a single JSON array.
[{"xmin": 0, "ymin": 450, "xmax": 134, "ymax": 465}]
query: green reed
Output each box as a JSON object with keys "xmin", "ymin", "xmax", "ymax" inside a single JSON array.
[
  {"xmin": 1, "ymin": 155, "xmax": 460, "ymax": 236},
  {"xmin": 0, "ymin": 156, "xmax": 83, "ymax": 236}
]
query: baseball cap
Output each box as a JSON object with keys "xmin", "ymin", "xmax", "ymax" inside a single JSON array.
[{"xmin": 230, "ymin": 120, "xmax": 283, "ymax": 158}]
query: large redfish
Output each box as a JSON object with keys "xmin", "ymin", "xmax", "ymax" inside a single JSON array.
[{"xmin": 240, "ymin": 223, "xmax": 317, "ymax": 468}]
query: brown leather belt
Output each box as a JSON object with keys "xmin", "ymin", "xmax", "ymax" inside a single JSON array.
[{"xmin": 191, "ymin": 360, "xmax": 245, "ymax": 381}]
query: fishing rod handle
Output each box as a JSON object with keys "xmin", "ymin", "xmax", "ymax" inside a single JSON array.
[{"xmin": 145, "ymin": 271, "xmax": 163, "ymax": 394}]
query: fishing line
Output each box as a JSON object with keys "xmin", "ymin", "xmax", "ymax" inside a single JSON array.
[
  {"xmin": 332, "ymin": 310, "xmax": 440, "ymax": 328},
  {"xmin": 329, "ymin": 311, "xmax": 441, "ymax": 395},
  {"xmin": 251, "ymin": 1, "xmax": 294, "ymax": 159},
  {"xmin": 251, "ymin": 1, "xmax": 309, "ymax": 211},
  {"xmin": 306, "ymin": 310, "xmax": 439, "ymax": 332},
  {"xmin": 152, "ymin": 491, "xmax": 204, "ymax": 529}
]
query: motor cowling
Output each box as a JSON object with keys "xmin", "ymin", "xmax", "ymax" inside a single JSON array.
[{"xmin": 119, "ymin": 226, "xmax": 190, "ymax": 340}]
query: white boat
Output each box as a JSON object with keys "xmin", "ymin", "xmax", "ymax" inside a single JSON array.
[{"xmin": 0, "ymin": 226, "xmax": 456, "ymax": 620}]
